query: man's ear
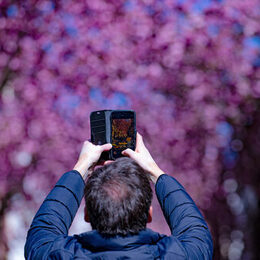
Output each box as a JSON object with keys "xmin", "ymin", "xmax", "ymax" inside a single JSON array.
[
  {"xmin": 84, "ymin": 206, "xmax": 90, "ymax": 223},
  {"xmin": 147, "ymin": 206, "xmax": 153, "ymax": 223}
]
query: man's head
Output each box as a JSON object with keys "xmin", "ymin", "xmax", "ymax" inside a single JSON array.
[{"xmin": 84, "ymin": 157, "xmax": 153, "ymax": 236}]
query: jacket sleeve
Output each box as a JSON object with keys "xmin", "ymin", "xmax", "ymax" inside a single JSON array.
[
  {"xmin": 24, "ymin": 170, "xmax": 85, "ymax": 260},
  {"xmin": 155, "ymin": 174, "xmax": 213, "ymax": 259}
]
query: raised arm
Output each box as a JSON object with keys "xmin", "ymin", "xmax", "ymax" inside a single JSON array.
[
  {"xmin": 155, "ymin": 174, "xmax": 213, "ymax": 259},
  {"xmin": 24, "ymin": 170, "xmax": 85, "ymax": 259},
  {"xmin": 122, "ymin": 133, "xmax": 213, "ymax": 259},
  {"xmin": 25, "ymin": 141, "xmax": 112, "ymax": 259}
]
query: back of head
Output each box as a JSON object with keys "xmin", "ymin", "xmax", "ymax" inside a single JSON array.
[{"xmin": 84, "ymin": 157, "xmax": 152, "ymax": 236}]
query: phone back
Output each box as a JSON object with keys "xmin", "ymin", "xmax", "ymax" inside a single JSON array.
[
  {"xmin": 90, "ymin": 110, "xmax": 111, "ymax": 145},
  {"xmin": 90, "ymin": 110, "xmax": 136, "ymax": 160}
]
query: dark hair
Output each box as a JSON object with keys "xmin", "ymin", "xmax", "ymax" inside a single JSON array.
[{"xmin": 84, "ymin": 157, "xmax": 152, "ymax": 236}]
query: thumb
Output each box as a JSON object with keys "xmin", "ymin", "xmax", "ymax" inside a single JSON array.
[
  {"xmin": 122, "ymin": 148, "xmax": 137, "ymax": 159},
  {"xmin": 100, "ymin": 143, "xmax": 112, "ymax": 152}
]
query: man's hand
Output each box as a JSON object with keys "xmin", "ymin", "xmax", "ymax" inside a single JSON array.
[
  {"xmin": 122, "ymin": 133, "xmax": 164, "ymax": 183},
  {"xmin": 73, "ymin": 141, "xmax": 112, "ymax": 179}
]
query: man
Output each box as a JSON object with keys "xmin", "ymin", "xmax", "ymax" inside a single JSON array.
[{"xmin": 25, "ymin": 133, "xmax": 213, "ymax": 259}]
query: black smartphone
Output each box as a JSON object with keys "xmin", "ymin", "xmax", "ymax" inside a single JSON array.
[{"xmin": 90, "ymin": 110, "xmax": 136, "ymax": 160}]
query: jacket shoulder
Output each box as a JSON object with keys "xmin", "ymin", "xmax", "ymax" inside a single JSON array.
[
  {"xmin": 157, "ymin": 236, "xmax": 187, "ymax": 259},
  {"xmin": 46, "ymin": 235, "xmax": 92, "ymax": 259}
]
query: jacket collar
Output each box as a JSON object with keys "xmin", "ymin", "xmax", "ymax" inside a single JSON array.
[{"xmin": 76, "ymin": 229, "xmax": 164, "ymax": 252}]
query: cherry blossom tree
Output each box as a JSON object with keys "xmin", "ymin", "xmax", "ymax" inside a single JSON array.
[{"xmin": 0, "ymin": 0, "xmax": 259, "ymax": 258}]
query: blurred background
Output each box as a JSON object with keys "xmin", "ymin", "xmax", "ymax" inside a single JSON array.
[{"xmin": 0, "ymin": 0, "xmax": 259, "ymax": 259}]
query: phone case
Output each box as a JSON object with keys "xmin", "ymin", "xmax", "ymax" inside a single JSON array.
[{"xmin": 90, "ymin": 110, "xmax": 136, "ymax": 160}]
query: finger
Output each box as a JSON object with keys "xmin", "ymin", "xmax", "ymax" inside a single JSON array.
[
  {"xmin": 100, "ymin": 143, "xmax": 112, "ymax": 152},
  {"xmin": 137, "ymin": 132, "xmax": 142, "ymax": 138},
  {"xmin": 104, "ymin": 160, "xmax": 114, "ymax": 165},
  {"xmin": 136, "ymin": 132, "xmax": 145, "ymax": 150},
  {"xmin": 97, "ymin": 160, "xmax": 113, "ymax": 166},
  {"xmin": 122, "ymin": 148, "xmax": 138, "ymax": 160}
]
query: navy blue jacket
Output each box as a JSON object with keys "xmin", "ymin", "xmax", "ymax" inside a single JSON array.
[{"xmin": 25, "ymin": 171, "xmax": 213, "ymax": 259}]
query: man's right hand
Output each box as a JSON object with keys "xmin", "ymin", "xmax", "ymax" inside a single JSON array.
[
  {"xmin": 122, "ymin": 133, "xmax": 164, "ymax": 183},
  {"xmin": 73, "ymin": 141, "xmax": 112, "ymax": 179}
]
